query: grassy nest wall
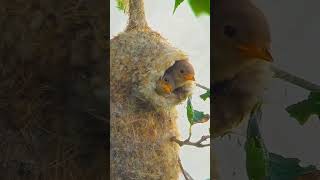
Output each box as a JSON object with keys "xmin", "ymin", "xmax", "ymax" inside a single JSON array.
[
  {"xmin": 0, "ymin": 0, "xmax": 107, "ymax": 179},
  {"xmin": 110, "ymin": 29, "xmax": 187, "ymax": 179}
]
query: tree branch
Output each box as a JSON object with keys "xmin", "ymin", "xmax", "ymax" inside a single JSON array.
[
  {"xmin": 197, "ymin": 66, "xmax": 320, "ymax": 92},
  {"xmin": 271, "ymin": 65, "xmax": 320, "ymax": 92},
  {"xmin": 171, "ymin": 135, "xmax": 210, "ymax": 148},
  {"xmin": 178, "ymin": 157, "xmax": 194, "ymax": 180},
  {"xmin": 196, "ymin": 83, "xmax": 210, "ymax": 91}
]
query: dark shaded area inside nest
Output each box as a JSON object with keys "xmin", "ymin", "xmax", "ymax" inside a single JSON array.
[{"xmin": 0, "ymin": 0, "xmax": 108, "ymax": 179}]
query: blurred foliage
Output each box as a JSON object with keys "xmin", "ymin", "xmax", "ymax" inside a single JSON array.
[
  {"xmin": 246, "ymin": 104, "xmax": 269, "ymax": 180},
  {"xmin": 200, "ymin": 90, "xmax": 210, "ymax": 101},
  {"xmin": 269, "ymin": 153, "xmax": 317, "ymax": 180},
  {"xmin": 116, "ymin": 0, "xmax": 128, "ymax": 13},
  {"xmin": 173, "ymin": 0, "xmax": 184, "ymax": 14},
  {"xmin": 246, "ymin": 104, "xmax": 319, "ymax": 180},
  {"xmin": 115, "ymin": 0, "xmax": 210, "ymax": 17},
  {"xmin": 187, "ymin": 0, "xmax": 210, "ymax": 16},
  {"xmin": 286, "ymin": 92, "xmax": 320, "ymax": 125},
  {"xmin": 173, "ymin": 0, "xmax": 210, "ymax": 16}
]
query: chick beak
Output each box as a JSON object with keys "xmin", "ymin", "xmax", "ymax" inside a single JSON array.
[
  {"xmin": 183, "ymin": 74, "xmax": 195, "ymax": 81},
  {"xmin": 160, "ymin": 81, "xmax": 173, "ymax": 94},
  {"xmin": 237, "ymin": 44, "xmax": 273, "ymax": 62}
]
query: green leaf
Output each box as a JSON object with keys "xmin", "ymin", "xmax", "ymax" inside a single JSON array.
[
  {"xmin": 186, "ymin": 97, "xmax": 209, "ymax": 125},
  {"xmin": 187, "ymin": 0, "xmax": 210, "ymax": 17},
  {"xmin": 193, "ymin": 110, "xmax": 210, "ymax": 124},
  {"xmin": 186, "ymin": 97, "xmax": 194, "ymax": 125},
  {"xmin": 286, "ymin": 101, "xmax": 315, "ymax": 125},
  {"xmin": 269, "ymin": 153, "xmax": 317, "ymax": 180},
  {"xmin": 173, "ymin": 0, "xmax": 185, "ymax": 14},
  {"xmin": 309, "ymin": 91, "xmax": 320, "ymax": 101},
  {"xmin": 246, "ymin": 137, "xmax": 269, "ymax": 180},
  {"xmin": 286, "ymin": 92, "xmax": 320, "ymax": 125},
  {"xmin": 200, "ymin": 90, "xmax": 210, "ymax": 101},
  {"xmin": 245, "ymin": 103, "xmax": 320, "ymax": 180},
  {"xmin": 116, "ymin": 0, "xmax": 128, "ymax": 13},
  {"xmin": 245, "ymin": 104, "xmax": 269, "ymax": 180}
]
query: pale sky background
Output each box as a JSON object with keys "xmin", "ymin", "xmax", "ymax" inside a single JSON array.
[
  {"xmin": 111, "ymin": 0, "xmax": 320, "ymax": 180},
  {"xmin": 110, "ymin": 0, "xmax": 210, "ymax": 179}
]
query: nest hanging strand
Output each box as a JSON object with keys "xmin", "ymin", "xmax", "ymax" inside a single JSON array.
[{"xmin": 125, "ymin": 0, "xmax": 149, "ymax": 31}]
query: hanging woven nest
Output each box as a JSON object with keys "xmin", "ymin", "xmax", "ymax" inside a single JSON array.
[{"xmin": 110, "ymin": 0, "xmax": 194, "ymax": 179}]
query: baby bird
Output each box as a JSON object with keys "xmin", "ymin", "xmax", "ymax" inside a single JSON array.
[
  {"xmin": 156, "ymin": 60, "xmax": 195, "ymax": 99},
  {"xmin": 155, "ymin": 73, "xmax": 175, "ymax": 96},
  {"xmin": 165, "ymin": 60, "xmax": 195, "ymax": 88},
  {"xmin": 212, "ymin": 0, "xmax": 273, "ymax": 137}
]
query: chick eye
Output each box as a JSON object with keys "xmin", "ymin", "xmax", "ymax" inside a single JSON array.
[
  {"xmin": 180, "ymin": 70, "xmax": 184, "ymax": 74},
  {"xmin": 223, "ymin": 25, "xmax": 237, "ymax": 38}
]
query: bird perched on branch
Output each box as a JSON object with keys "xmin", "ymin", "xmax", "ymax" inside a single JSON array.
[
  {"xmin": 212, "ymin": 0, "xmax": 273, "ymax": 137},
  {"xmin": 156, "ymin": 60, "xmax": 195, "ymax": 99}
]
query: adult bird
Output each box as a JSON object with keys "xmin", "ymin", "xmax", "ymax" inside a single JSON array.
[{"xmin": 212, "ymin": 0, "xmax": 273, "ymax": 137}]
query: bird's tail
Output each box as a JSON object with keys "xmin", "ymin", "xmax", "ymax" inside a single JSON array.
[{"xmin": 117, "ymin": 0, "xmax": 149, "ymax": 31}]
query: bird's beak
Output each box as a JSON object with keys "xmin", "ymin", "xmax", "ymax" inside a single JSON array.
[
  {"xmin": 237, "ymin": 44, "xmax": 273, "ymax": 62},
  {"xmin": 183, "ymin": 74, "xmax": 195, "ymax": 81},
  {"xmin": 159, "ymin": 81, "xmax": 173, "ymax": 94}
]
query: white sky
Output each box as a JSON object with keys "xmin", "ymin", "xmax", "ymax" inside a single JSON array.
[{"xmin": 110, "ymin": 0, "xmax": 210, "ymax": 179}]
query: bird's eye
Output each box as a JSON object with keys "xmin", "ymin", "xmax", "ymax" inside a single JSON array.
[
  {"xmin": 180, "ymin": 70, "xmax": 184, "ymax": 74},
  {"xmin": 164, "ymin": 78, "xmax": 168, "ymax": 82},
  {"xmin": 223, "ymin": 25, "xmax": 237, "ymax": 38}
]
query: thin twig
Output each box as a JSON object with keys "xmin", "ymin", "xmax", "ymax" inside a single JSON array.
[
  {"xmin": 171, "ymin": 135, "xmax": 210, "ymax": 148},
  {"xmin": 178, "ymin": 157, "xmax": 194, "ymax": 180},
  {"xmin": 196, "ymin": 83, "xmax": 210, "ymax": 91},
  {"xmin": 197, "ymin": 66, "xmax": 320, "ymax": 92},
  {"xmin": 271, "ymin": 65, "xmax": 320, "ymax": 92},
  {"xmin": 186, "ymin": 126, "xmax": 192, "ymax": 141}
]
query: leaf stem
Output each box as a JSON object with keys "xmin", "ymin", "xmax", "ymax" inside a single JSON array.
[
  {"xmin": 271, "ymin": 65, "xmax": 320, "ymax": 92},
  {"xmin": 187, "ymin": 126, "xmax": 192, "ymax": 141},
  {"xmin": 196, "ymin": 83, "xmax": 210, "ymax": 91}
]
